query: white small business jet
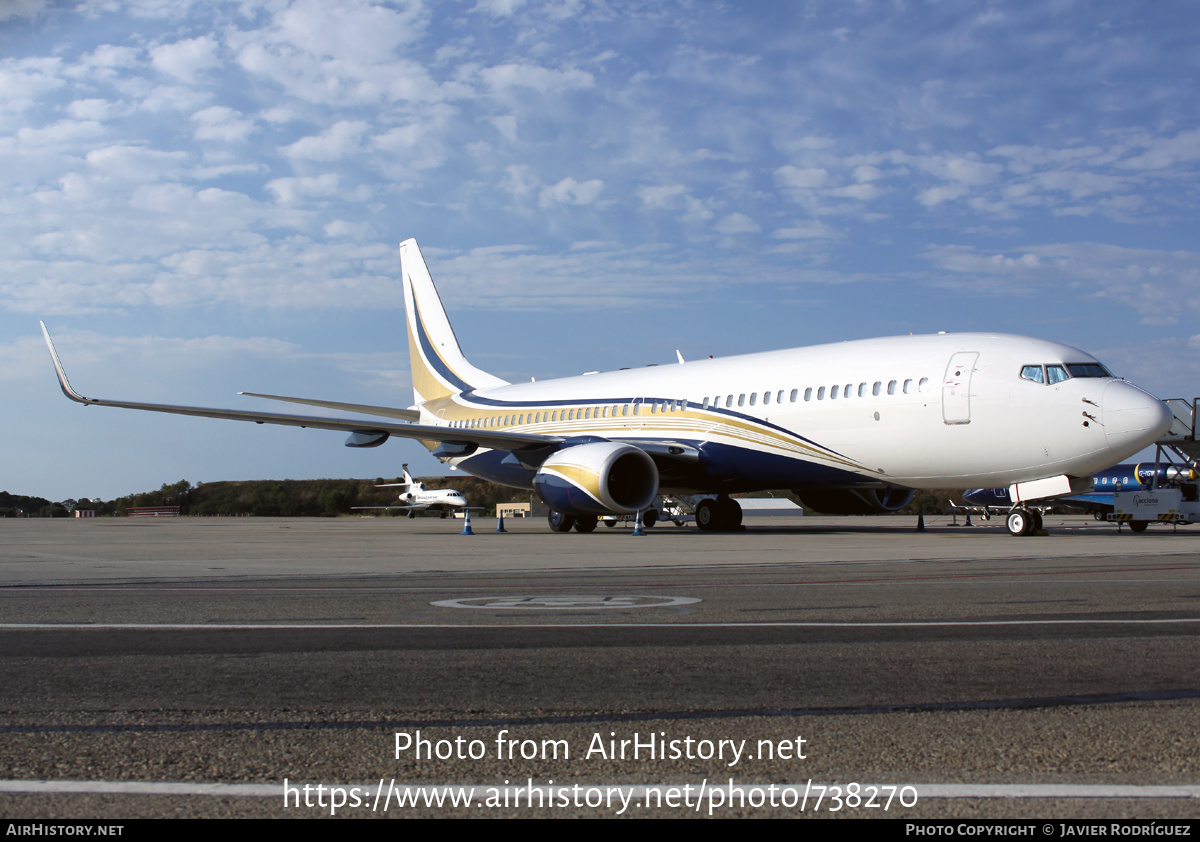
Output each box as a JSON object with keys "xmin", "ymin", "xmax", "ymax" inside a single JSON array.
[
  {"xmin": 42, "ymin": 238, "xmax": 1172, "ymax": 537},
  {"xmin": 354, "ymin": 464, "xmax": 467, "ymax": 518}
]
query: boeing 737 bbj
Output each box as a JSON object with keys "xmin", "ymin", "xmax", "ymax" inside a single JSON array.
[{"xmin": 42, "ymin": 238, "xmax": 1173, "ymax": 537}]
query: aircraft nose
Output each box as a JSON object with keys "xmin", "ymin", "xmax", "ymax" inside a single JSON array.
[{"xmin": 1102, "ymin": 380, "xmax": 1172, "ymax": 459}]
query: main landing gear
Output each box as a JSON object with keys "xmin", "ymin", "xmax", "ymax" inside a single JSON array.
[
  {"xmin": 695, "ymin": 496, "xmax": 743, "ymax": 532},
  {"xmin": 1005, "ymin": 507, "xmax": 1043, "ymax": 537},
  {"xmin": 547, "ymin": 511, "xmax": 600, "ymax": 533}
]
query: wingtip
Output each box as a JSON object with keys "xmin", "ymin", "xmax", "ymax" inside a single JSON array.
[{"xmin": 39, "ymin": 322, "xmax": 88, "ymax": 404}]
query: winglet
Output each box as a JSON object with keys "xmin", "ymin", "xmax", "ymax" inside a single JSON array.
[{"xmin": 40, "ymin": 322, "xmax": 91, "ymax": 405}]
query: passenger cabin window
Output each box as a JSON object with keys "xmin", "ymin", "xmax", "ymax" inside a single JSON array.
[
  {"xmin": 762, "ymin": 391, "xmax": 770, "ymax": 405},
  {"xmin": 790, "ymin": 389, "xmax": 798, "ymax": 402},
  {"xmin": 858, "ymin": 383, "xmax": 867, "ymax": 397},
  {"xmin": 830, "ymin": 385, "xmax": 838, "ymax": 400},
  {"xmin": 818, "ymin": 386, "xmax": 826, "ymax": 400},
  {"xmin": 844, "ymin": 384, "xmax": 851, "ymax": 398},
  {"xmin": 888, "ymin": 380, "xmax": 897, "ymax": 395},
  {"xmin": 903, "ymin": 379, "xmax": 913, "ymax": 394},
  {"xmin": 777, "ymin": 390, "xmax": 785, "ymax": 403},
  {"xmin": 872, "ymin": 381, "xmax": 881, "ymax": 396},
  {"xmin": 804, "ymin": 387, "xmax": 812, "ymax": 401},
  {"xmin": 918, "ymin": 377, "xmax": 929, "ymax": 391},
  {"xmin": 749, "ymin": 393, "xmax": 757, "ymax": 406}
]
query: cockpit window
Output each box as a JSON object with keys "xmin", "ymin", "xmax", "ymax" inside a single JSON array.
[
  {"xmin": 1022, "ymin": 361, "xmax": 1114, "ymax": 384},
  {"xmin": 1066, "ymin": 363, "xmax": 1112, "ymax": 378}
]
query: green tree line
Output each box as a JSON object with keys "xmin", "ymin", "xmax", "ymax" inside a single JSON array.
[{"xmin": 6, "ymin": 478, "xmax": 961, "ymax": 519}]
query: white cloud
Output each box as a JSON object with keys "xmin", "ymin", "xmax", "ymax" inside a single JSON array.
[
  {"xmin": 280, "ymin": 121, "xmax": 368, "ymax": 161},
  {"xmin": 538, "ymin": 177, "xmax": 603, "ymax": 207},
  {"xmin": 480, "ymin": 63, "xmax": 593, "ymax": 93},
  {"xmin": 500, "ymin": 164, "xmax": 539, "ymax": 197},
  {"xmin": 637, "ymin": 184, "xmax": 687, "ymax": 209},
  {"xmin": 150, "ymin": 35, "xmax": 220, "ymax": 83},
  {"xmin": 191, "ymin": 106, "xmax": 256, "ymax": 142},
  {"xmin": 229, "ymin": 0, "xmax": 442, "ymax": 106},
  {"xmin": 266, "ymin": 173, "xmax": 340, "ymax": 203},
  {"xmin": 0, "ymin": 0, "xmax": 51, "ymax": 21},
  {"xmin": 916, "ymin": 184, "xmax": 969, "ymax": 207},
  {"xmin": 773, "ymin": 222, "xmax": 839, "ymax": 240},
  {"xmin": 0, "ymin": 57, "xmax": 66, "ymax": 118},
  {"xmin": 921, "ymin": 243, "xmax": 1200, "ymax": 317},
  {"xmin": 472, "ymin": 0, "xmax": 527, "ymax": 16},
  {"xmin": 714, "ymin": 212, "xmax": 760, "ymax": 235},
  {"xmin": 775, "ymin": 166, "xmax": 829, "ymax": 190}
]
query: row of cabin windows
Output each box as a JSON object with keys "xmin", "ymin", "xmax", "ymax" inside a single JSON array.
[
  {"xmin": 701, "ymin": 377, "xmax": 930, "ymax": 409},
  {"xmin": 449, "ymin": 403, "xmax": 658, "ymax": 429},
  {"xmin": 445, "ymin": 378, "xmax": 931, "ymax": 429}
]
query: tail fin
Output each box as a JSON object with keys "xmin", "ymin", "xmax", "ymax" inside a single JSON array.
[
  {"xmin": 399, "ymin": 239, "xmax": 507, "ymax": 405},
  {"xmin": 401, "ymin": 463, "xmax": 416, "ymax": 490}
]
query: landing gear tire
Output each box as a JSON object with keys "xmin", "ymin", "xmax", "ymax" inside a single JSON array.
[
  {"xmin": 719, "ymin": 498, "xmax": 743, "ymax": 530},
  {"xmin": 574, "ymin": 515, "xmax": 598, "ymax": 533},
  {"xmin": 1128, "ymin": 520, "xmax": 1149, "ymax": 534},
  {"xmin": 643, "ymin": 509, "xmax": 658, "ymax": 528},
  {"xmin": 548, "ymin": 510, "xmax": 576, "ymax": 533},
  {"xmin": 696, "ymin": 498, "xmax": 743, "ymax": 531},
  {"xmin": 1006, "ymin": 509, "xmax": 1034, "ymax": 537},
  {"xmin": 695, "ymin": 499, "xmax": 718, "ymax": 532},
  {"xmin": 1030, "ymin": 510, "xmax": 1043, "ymax": 532},
  {"xmin": 604, "ymin": 520, "xmax": 617, "ymax": 528}
]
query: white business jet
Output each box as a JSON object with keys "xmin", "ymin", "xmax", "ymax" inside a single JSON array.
[
  {"xmin": 354, "ymin": 464, "xmax": 467, "ymax": 518},
  {"xmin": 41, "ymin": 238, "xmax": 1172, "ymax": 537}
]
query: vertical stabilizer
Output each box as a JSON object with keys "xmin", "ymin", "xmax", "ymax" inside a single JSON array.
[
  {"xmin": 401, "ymin": 463, "xmax": 418, "ymax": 490},
  {"xmin": 399, "ymin": 239, "xmax": 508, "ymax": 405}
]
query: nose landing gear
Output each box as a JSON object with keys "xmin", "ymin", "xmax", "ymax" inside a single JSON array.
[{"xmin": 1005, "ymin": 507, "xmax": 1043, "ymax": 536}]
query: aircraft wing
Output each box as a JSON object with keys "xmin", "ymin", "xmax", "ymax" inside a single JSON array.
[
  {"xmin": 41, "ymin": 323, "xmax": 557, "ymax": 453},
  {"xmin": 238, "ymin": 392, "xmax": 421, "ymax": 422}
]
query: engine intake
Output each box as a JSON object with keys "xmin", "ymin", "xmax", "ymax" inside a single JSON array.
[{"xmin": 534, "ymin": 442, "xmax": 659, "ymax": 515}]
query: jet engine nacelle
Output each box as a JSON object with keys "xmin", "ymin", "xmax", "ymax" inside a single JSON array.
[
  {"xmin": 795, "ymin": 487, "xmax": 915, "ymax": 515},
  {"xmin": 534, "ymin": 442, "xmax": 659, "ymax": 515}
]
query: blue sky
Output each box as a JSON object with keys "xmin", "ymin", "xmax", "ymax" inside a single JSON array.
[{"xmin": 4, "ymin": 0, "xmax": 1200, "ymax": 502}]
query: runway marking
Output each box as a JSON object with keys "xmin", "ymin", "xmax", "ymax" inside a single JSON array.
[
  {"xmin": 2, "ymin": 617, "xmax": 1199, "ymax": 630},
  {"xmin": 1, "ymin": 779, "xmax": 1197, "ymax": 799},
  {"xmin": 4, "ymin": 561, "xmax": 1200, "ymax": 591},
  {"xmin": 430, "ymin": 595, "xmax": 702, "ymax": 609}
]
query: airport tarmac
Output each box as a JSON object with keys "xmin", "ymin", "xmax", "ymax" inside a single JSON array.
[{"xmin": 2, "ymin": 514, "xmax": 1199, "ymax": 819}]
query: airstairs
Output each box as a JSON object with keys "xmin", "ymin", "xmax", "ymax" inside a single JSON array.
[{"xmin": 1157, "ymin": 397, "xmax": 1200, "ymax": 468}]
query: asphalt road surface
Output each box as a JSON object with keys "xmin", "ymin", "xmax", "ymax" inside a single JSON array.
[{"xmin": 2, "ymin": 514, "xmax": 1198, "ymax": 819}]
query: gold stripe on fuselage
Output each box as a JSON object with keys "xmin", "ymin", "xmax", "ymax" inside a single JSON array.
[{"xmin": 418, "ymin": 397, "xmax": 870, "ymax": 473}]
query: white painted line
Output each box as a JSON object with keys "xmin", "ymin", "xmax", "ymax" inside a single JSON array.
[
  {"xmin": 2, "ymin": 618, "xmax": 1199, "ymax": 630},
  {"xmin": 1, "ymin": 780, "xmax": 1197, "ymax": 799}
]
